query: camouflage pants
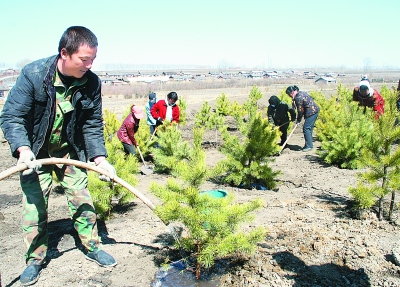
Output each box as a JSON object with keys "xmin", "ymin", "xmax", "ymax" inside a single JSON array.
[{"xmin": 20, "ymin": 161, "xmax": 100, "ymax": 265}]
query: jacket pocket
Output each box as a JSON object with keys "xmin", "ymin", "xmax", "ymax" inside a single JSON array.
[{"xmin": 58, "ymin": 101, "xmax": 74, "ymax": 115}]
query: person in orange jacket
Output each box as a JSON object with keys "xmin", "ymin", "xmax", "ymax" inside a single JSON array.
[{"xmin": 352, "ymin": 76, "xmax": 384, "ymax": 118}]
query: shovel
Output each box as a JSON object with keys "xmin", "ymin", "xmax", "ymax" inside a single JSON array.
[
  {"xmin": 149, "ymin": 127, "xmax": 157, "ymax": 142},
  {"xmin": 278, "ymin": 123, "xmax": 298, "ymax": 155},
  {"xmin": 136, "ymin": 145, "xmax": 154, "ymax": 175}
]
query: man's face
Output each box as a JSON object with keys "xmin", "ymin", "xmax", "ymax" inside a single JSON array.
[
  {"xmin": 287, "ymin": 90, "xmax": 295, "ymax": 98},
  {"xmin": 59, "ymin": 44, "xmax": 97, "ymax": 78},
  {"xmin": 359, "ymin": 88, "xmax": 369, "ymax": 97},
  {"xmin": 167, "ymin": 98, "xmax": 177, "ymax": 105}
]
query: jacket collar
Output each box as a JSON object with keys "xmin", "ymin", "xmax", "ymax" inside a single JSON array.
[{"xmin": 43, "ymin": 55, "xmax": 59, "ymax": 92}]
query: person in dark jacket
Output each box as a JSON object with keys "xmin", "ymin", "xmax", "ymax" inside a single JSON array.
[
  {"xmin": 267, "ymin": 95, "xmax": 296, "ymax": 146},
  {"xmin": 0, "ymin": 26, "xmax": 117, "ymax": 286},
  {"xmin": 117, "ymin": 105, "xmax": 145, "ymax": 155},
  {"xmin": 286, "ymin": 85, "xmax": 320, "ymax": 152}
]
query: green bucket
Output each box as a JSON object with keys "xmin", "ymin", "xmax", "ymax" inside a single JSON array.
[
  {"xmin": 200, "ymin": 190, "xmax": 228, "ymax": 230},
  {"xmin": 200, "ymin": 189, "xmax": 227, "ymax": 198}
]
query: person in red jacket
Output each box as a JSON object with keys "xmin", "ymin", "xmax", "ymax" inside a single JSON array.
[
  {"xmin": 117, "ymin": 105, "xmax": 145, "ymax": 155},
  {"xmin": 150, "ymin": 91, "xmax": 180, "ymax": 126},
  {"xmin": 352, "ymin": 77, "xmax": 384, "ymax": 119}
]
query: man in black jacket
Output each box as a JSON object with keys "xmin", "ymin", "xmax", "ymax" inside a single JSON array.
[
  {"xmin": 267, "ymin": 95, "xmax": 296, "ymax": 146},
  {"xmin": 0, "ymin": 26, "xmax": 117, "ymax": 286}
]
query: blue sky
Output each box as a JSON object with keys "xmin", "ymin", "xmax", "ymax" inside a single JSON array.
[{"xmin": 1, "ymin": 0, "xmax": 398, "ymax": 70}]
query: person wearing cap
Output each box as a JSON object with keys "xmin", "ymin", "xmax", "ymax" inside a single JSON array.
[
  {"xmin": 145, "ymin": 92, "xmax": 158, "ymax": 135},
  {"xmin": 286, "ymin": 85, "xmax": 320, "ymax": 152},
  {"xmin": 117, "ymin": 105, "xmax": 145, "ymax": 155},
  {"xmin": 352, "ymin": 77, "xmax": 384, "ymax": 118},
  {"xmin": 150, "ymin": 91, "xmax": 180, "ymax": 126}
]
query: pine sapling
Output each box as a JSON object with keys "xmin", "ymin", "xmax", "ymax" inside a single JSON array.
[
  {"xmin": 194, "ymin": 101, "xmax": 213, "ymax": 127},
  {"xmin": 150, "ymin": 122, "xmax": 191, "ymax": 174},
  {"xmin": 103, "ymin": 109, "xmax": 121, "ymax": 141},
  {"xmin": 314, "ymin": 85, "xmax": 374, "ymax": 169},
  {"xmin": 89, "ymin": 136, "xmax": 138, "ymax": 219},
  {"xmin": 195, "ymin": 101, "xmax": 225, "ymax": 143},
  {"xmin": 218, "ymin": 86, "xmax": 280, "ymax": 189},
  {"xmin": 178, "ymin": 96, "xmax": 187, "ymax": 125},
  {"xmin": 349, "ymin": 86, "xmax": 400, "ymax": 221},
  {"xmin": 215, "ymin": 92, "xmax": 231, "ymax": 116},
  {"xmin": 150, "ymin": 127, "xmax": 266, "ymax": 279}
]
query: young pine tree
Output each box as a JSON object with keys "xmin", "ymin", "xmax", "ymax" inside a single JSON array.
[
  {"xmin": 215, "ymin": 92, "xmax": 231, "ymax": 116},
  {"xmin": 102, "ymin": 109, "xmax": 120, "ymax": 141},
  {"xmin": 150, "ymin": 122, "xmax": 191, "ymax": 174},
  {"xmin": 89, "ymin": 130, "xmax": 138, "ymax": 219},
  {"xmin": 218, "ymin": 86, "xmax": 280, "ymax": 189},
  {"xmin": 314, "ymin": 84, "xmax": 374, "ymax": 169},
  {"xmin": 241, "ymin": 85, "xmax": 263, "ymax": 122},
  {"xmin": 194, "ymin": 101, "xmax": 225, "ymax": 142},
  {"xmin": 178, "ymin": 96, "xmax": 187, "ymax": 125},
  {"xmin": 229, "ymin": 100, "xmax": 247, "ymax": 119},
  {"xmin": 150, "ymin": 128, "xmax": 266, "ymax": 279},
  {"xmin": 194, "ymin": 101, "xmax": 213, "ymax": 127},
  {"xmin": 349, "ymin": 86, "xmax": 400, "ymax": 221}
]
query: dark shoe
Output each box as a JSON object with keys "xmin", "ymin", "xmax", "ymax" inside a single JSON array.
[
  {"xmin": 20, "ymin": 262, "xmax": 43, "ymax": 286},
  {"xmin": 393, "ymin": 247, "xmax": 400, "ymax": 266},
  {"xmin": 85, "ymin": 249, "xmax": 117, "ymax": 267},
  {"xmin": 302, "ymin": 147, "xmax": 313, "ymax": 152}
]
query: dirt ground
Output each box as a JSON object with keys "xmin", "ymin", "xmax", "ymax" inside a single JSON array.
[{"xmin": 1, "ymin": 84, "xmax": 400, "ymax": 287}]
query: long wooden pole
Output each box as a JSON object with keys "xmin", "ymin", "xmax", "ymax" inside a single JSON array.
[
  {"xmin": 278, "ymin": 123, "xmax": 298, "ymax": 155},
  {"xmin": 0, "ymin": 158, "xmax": 156, "ymax": 211}
]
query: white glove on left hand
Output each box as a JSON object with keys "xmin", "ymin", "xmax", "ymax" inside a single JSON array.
[
  {"xmin": 97, "ymin": 160, "xmax": 116, "ymax": 182},
  {"xmin": 17, "ymin": 149, "xmax": 42, "ymax": 175}
]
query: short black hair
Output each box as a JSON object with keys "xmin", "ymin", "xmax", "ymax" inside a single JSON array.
[
  {"xmin": 286, "ymin": 85, "xmax": 299, "ymax": 95},
  {"xmin": 167, "ymin": 91, "xmax": 178, "ymax": 101},
  {"xmin": 58, "ymin": 26, "xmax": 98, "ymax": 56}
]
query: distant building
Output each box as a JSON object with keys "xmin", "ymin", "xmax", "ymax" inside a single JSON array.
[
  {"xmin": 325, "ymin": 72, "xmax": 338, "ymax": 78},
  {"xmin": 249, "ymin": 70, "xmax": 264, "ymax": 79},
  {"xmin": 0, "ymin": 84, "xmax": 10, "ymax": 98},
  {"xmin": 263, "ymin": 71, "xmax": 279, "ymax": 78},
  {"xmin": 238, "ymin": 71, "xmax": 250, "ymax": 78},
  {"xmin": 315, "ymin": 77, "xmax": 337, "ymax": 84}
]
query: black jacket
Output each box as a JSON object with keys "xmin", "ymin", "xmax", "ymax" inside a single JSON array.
[
  {"xmin": 0, "ymin": 55, "xmax": 107, "ymax": 162},
  {"xmin": 267, "ymin": 96, "xmax": 296, "ymax": 125}
]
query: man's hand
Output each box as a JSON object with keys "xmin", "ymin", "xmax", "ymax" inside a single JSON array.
[
  {"xmin": 156, "ymin": 117, "xmax": 164, "ymax": 125},
  {"xmin": 17, "ymin": 148, "xmax": 42, "ymax": 175},
  {"xmin": 97, "ymin": 159, "xmax": 116, "ymax": 182}
]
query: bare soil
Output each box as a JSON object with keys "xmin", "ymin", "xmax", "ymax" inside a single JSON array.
[{"xmin": 1, "ymin": 84, "xmax": 400, "ymax": 287}]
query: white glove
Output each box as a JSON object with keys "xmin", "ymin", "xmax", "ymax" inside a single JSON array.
[
  {"xmin": 17, "ymin": 149, "xmax": 42, "ymax": 175},
  {"xmin": 97, "ymin": 160, "xmax": 116, "ymax": 182}
]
